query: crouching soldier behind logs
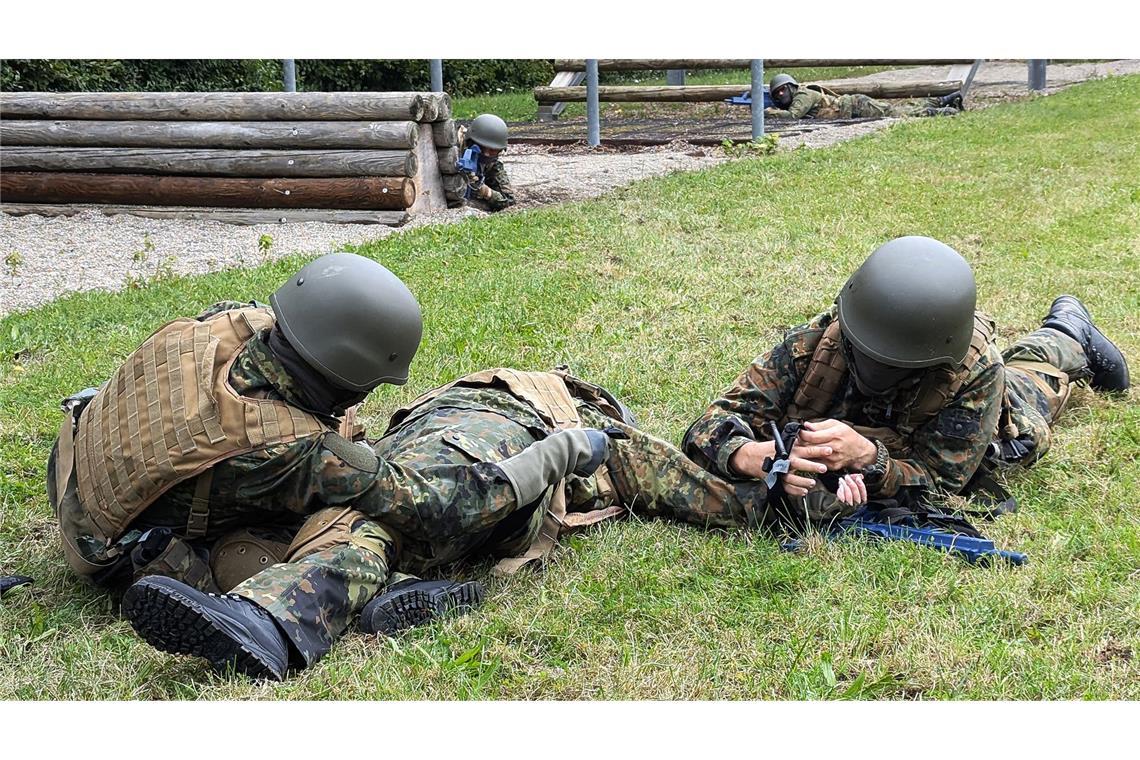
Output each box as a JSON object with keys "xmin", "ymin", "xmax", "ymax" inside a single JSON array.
[
  {"xmin": 765, "ymin": 73, "xmax": 964, "ymax": 121},
  {"xmin": 49, "ymin": 253, "xmax": 532, "ymax": 680},
  {"xmin": 457, "ymin": 113, "xmax": 515, "ymax": 212},
  {"xmin": 683, "ymin": 236, "xmax": 1130, "ymax": 526}
]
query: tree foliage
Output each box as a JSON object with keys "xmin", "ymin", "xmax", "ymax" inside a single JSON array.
[{"xmin": 0, "ymin": 59, "xmax": 555, "ymax": 96}]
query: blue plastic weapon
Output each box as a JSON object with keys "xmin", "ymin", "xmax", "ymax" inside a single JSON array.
[
  {"xmin": 783, "ymin": 507, "xmax": 1027, "ymax": 566},
  {"xmin": 457, "ymin": 143, "xmax": 482, "ymax": 174}
]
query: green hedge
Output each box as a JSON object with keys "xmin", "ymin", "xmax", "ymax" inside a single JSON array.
[{"xmin": 0, "ymin": 59, "xmax": 555, "ymax": 97}]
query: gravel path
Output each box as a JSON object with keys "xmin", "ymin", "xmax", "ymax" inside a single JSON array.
[{"xmin": 3, "ymin": 61, "xmax": 1135, "ymax": 316}]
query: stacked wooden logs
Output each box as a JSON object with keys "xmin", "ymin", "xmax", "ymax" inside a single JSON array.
[{"xmin": 0, "ymin": 92, "xmax": 465, "ymax": 225}]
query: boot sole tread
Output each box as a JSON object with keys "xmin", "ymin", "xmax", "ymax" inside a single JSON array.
[{"xmin": 122, "ymin": 580, "xmax": 281, "ymax": 680}]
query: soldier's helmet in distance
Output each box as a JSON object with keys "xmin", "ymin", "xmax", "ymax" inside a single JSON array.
[
  {"xmin": 837, "ymin": 236, "xmax": 977, "ymax": 369},
  {"xmin": 270, "ymin": 252, "xmax": 423, "ymax": 391},
  {"xmin": 769, "ymin": 73, "xmax": 800, "ymax": 107},
  {"xmin": 467, "ymin": 113, "xmax": 509, "ymax": 150}
]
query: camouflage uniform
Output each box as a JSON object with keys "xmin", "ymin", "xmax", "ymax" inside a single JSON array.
[
  {"xmin": 767, "ymin": 88, "xmax": 957, "ymax": 120},
  {"xmin": 231, "ymin": 377, "xmax": 772, "ymax": 666},
  {"xmin": 683, "ymin": 306, "xmax": 1087, "ymax": 503},
  {"xmin": 457, "ymin": 125, "xmax": 515, "ymax": 212}
]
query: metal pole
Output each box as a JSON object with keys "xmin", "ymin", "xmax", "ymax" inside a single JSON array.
[
  {"xmin": 586, "ymin": 59, "xmax": 600, "ymax": 147},
  {"xmin": 666, "ymin": 69, "xmax": 685, "ymax": 86},
  {"xmin": 1028, "ymin": 59, "xmax": 1047, "ymax": 91},
  {"xmin": 750, "ymin": 59, "xmax": 764, "ymax": 140},
  {"xmin": 960, "ymin": 59, "xmax": 984, "ymax": 101},
  {"xmin": 430, "ymin": 59, "xmax": 443, "ymax": 92},
  {"xmin": 282, "ymin": 59, "xmax": 296, "ymax": 92}
]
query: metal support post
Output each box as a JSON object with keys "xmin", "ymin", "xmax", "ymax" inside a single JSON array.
[
  {"xmin": 666, "ymin": 69, "xmax": 685, "ymax": 85},
  {"xmin": 586, "ymin": 59, "xmax": 600, "ymax": 147},
  {"xmin": 750, "ymin": 59, "xmax": 764, "ymax": 140},
  {"xmin": 282, "ymin": 59, "xmax": 296, "ymax": 92},
  {"xmin": 1028, "ymin": 59, "xmax": 1047, "ymax": 91},
  {"xmin": 430, "ymin": 59, "xmax": 443, "ymax": 92}
]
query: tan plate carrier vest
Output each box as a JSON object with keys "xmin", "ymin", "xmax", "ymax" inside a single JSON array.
[
  {"xmin": 65, "ymin": 307, "xmax": 330, "ymax": 553},
  {"xmin": 784, "ymin": 312, "xmax": 998, "ymax": 449},
  {"xmin": 389, "ymin": 367, "xmax": 628, "ymax": 575}
]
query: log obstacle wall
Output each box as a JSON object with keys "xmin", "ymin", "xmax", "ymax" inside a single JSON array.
[{"xmin": 0, "ymin": 92, "xmax": 466, "ymax": 225}]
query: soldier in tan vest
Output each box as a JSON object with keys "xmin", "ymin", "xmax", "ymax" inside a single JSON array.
[
  {"xmin": 50, "ymin": 252, "xmax": 635, "ymax": 680},
  {"xmin": 683, "ymin": 237, "xmax": 1130, "ymax": 524}
]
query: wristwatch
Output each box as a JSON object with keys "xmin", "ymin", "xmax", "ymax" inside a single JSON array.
[{"xmin": 860, "ymin": 438, "xmax": 890, "ymax": 482}]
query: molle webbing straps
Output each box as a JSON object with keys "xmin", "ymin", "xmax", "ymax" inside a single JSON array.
[
  {"xmin": 786, "ymin": 320, "xmax": 847, "ymax": 421},
  {"xmin": 903, "ymin": 312, "xmax": 996, "ymax": 428},
  {"xmin": 493, "ymin": 369, "xmax": 581, "ymax": 430},
  {"xmin": 71, "ymin": 307, "xmax": 330, "ymax": 545},
  {"xmin": 390, "ymin": 368, "xmax": 583, "ymax": 433},
  {"xmin": 552, "ymin": 368, "xmax": 630, "ymax": 425}
]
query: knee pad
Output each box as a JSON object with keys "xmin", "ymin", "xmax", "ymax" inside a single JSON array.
[{"xmin": 210, "ymin": 528, "xmax": 292, "ymax": 592}]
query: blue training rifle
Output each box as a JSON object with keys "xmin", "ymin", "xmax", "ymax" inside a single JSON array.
[{"xmin": 782, "ymin": 506, "xmax": 1028, "ymax": 566}]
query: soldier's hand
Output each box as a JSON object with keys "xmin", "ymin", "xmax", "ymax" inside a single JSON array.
[
  {"xmin": 729, "ymin": 439, "xmax": 830, "ymax": 497},
  {"xmin": 798, "ymin": 419, "xmax": 877, "ymax": 470},
  {"xmin": 475, "ymin": 184, "xmax": 493, "ymax": 200},
  {"xmin": 836, "ymin": 473, "xmax": 868, "ymax": 506}
]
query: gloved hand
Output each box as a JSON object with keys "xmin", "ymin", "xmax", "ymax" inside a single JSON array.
[
  {"xmin": 495, "ymin": 428, "xmax": 626, "ymax": 506},
  {"xmin": 576, "ymin": 426, "xmax": 629, "ymax": 477}
]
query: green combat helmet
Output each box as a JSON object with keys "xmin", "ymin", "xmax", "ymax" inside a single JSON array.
[
  {"xmin": 837, "ymin": 236, "xmax": 977, "ymax": 370},
  {"xmin": 270, "ymin": 252, "xmax": 423, "ymax": 391},
  {"xmin": 769, "ymin": 73, "xmax": 799, "ymax": 108},
  {"xmin": 467, "ymin": 113, "xmax": 509, "ymax": 150}
]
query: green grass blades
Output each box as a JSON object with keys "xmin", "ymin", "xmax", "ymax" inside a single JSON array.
[{"xmin": 2, "ymin": 75, "xmax": 1138, "ymax": 699}]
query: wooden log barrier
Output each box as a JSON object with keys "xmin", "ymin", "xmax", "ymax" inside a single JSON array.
[
  {"xmin": 534, "ymin": 80, "xmax": 963, "ymax": 103},
  {"xmin": 0, "ymin": 92, "xmax": 428, "ymax": 122},
  {"xmin": 1, "ymin": 147, "xmax": 418, "ymax": 178},
  {"xmin": 553, "ymin": 59, "xmax": 976, "ymax": 71},
  {"xmin": 0, "ymin": 172, "xmax": 416, "ymax": 210},
  {"xmin": 436, "ymin": 146, "xmax": 460, "ymax": 175},
  {"xmin": 441, "ymin": 173, "xmax": 467, "ymax": 197},
  {"xmin": 432, "ymin": 119, "xmax": 458, "ymax": 148},
  {"xmin": 0, "ymin": 119, "xmax": 420, "ymax": 150},
  {"xmin": 419, "ymin": 93, "xmax": 452, "ymax": 123},
  {"xmin": 0, "ymin": 203, "xmax": 410, "ymax": 226}
]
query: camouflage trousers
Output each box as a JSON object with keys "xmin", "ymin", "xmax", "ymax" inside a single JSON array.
[
  {"xmin": 230, "ymin": 508, "xmax": 398, "ymax": 667},
  {"xmin": 1001, "ymin": 327, "xmax": 1089, "ymax": 463},
  {"xmin": 576, "ymin": 405, "xmax": 772, "ymax": 531},
  {"xmin": 838, "ymin": 94, "xmax": 955, "ymax": 119},
  {"xmin": 222, "ymin": 400, "xmax": 771, "ymax": 667}
]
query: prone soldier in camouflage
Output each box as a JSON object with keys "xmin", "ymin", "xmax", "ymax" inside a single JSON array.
[
  {"xmin": 458, "ymin": 113, "xmax": 515, "ymax": 212},
  {"xmin": 764, "ymin": 73, "xmax": 964, "ymax": 121},
  {"xmin": 683, "ymin": 236, "xmax": 1130, "ymax": 523}
]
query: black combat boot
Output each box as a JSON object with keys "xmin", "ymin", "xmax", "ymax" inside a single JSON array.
[
  {"xmin": 122, "ymin": 576, "xmax": 291, "ymax": 680},
  {"xmin": 359, "ymin": 578, "xmax": 484, "ymax": 636},
  {"xmin": 938, "ymin": 90, "xmax": 964, "ymax": 110},
  {"xmin": 1041, "ymin": 295, "xmax": 1130, "ymax": 391}
]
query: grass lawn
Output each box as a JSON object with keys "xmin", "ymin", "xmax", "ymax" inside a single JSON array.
[
  {"xmin": 451, "ymin": 66, "xmax": 900, "ymax": 122},
  {"xmin": 1, "ymin": 75, "xmax": 1138, "ymax": 700}
]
